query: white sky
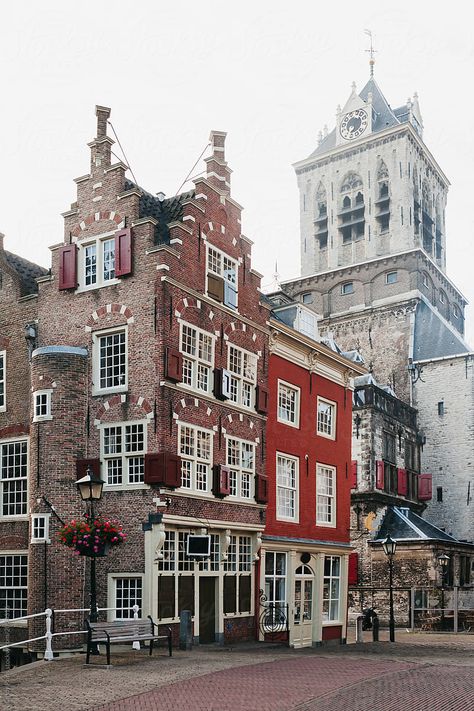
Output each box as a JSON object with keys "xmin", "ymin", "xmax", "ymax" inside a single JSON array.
[{"xmin": 1, "ymin": 1, "xmax": 473, "ymax": 343}]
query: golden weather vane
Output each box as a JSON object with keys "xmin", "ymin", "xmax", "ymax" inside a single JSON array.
[{"xmin": 364, "ymin": 29, "xmax": 377, "ymax": 77}]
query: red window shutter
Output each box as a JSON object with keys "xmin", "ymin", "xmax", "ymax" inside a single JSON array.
[
  {"xmin": 375, "ymin": 460, "xmax": 385, "ymax": 490},
  {"xmin": 76, "ymin": 458, "xmax": 101, "ymax": 480},
  {"xmin": 418, "ymin": 473, "xmax": 432, "ymax": 501},
  {"xmin": 351, "ymin": 460, "xmax": 358, "ymax": 489},
  {"xmin": 58, "ymin": 244, "xmax": 77, "ymax": 290},
  {"xmin": 348, "ymin": 552, "xmax": 359, "ymax": 586},
  {"xmin": 255, "ymin": 474, "xmax": 268, "ymax": 504},
  {"xmin": 255, "ymin": 386, "xmax": 269, "ymax": 415},
  {"xmin": 213, "ymin": 465, "xmax": 231, "ymax": 498},
  {"xmin": 144, "ymin": 452, "xmax": 182, "ymax": 488},
  {"xmin": 165, "ymin": 347, "xmax": 183, "ymax": 382},
  {"xmin": 114, "ymin": 228, "xmax": 132, "ymax": 277},
  {"xmin": 397, "ymin": 467, "xmax": 408, "ymax": 496}
]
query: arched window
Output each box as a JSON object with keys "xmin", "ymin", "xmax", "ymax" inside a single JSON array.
[
  {"xmin": 376, "ymin": 161, "xmax": 390, "ymax": 232},
  {"xmin": 421, "ymin": 182, "xmax": 434, "ymax": 254},
  {"xmin": 343, "ymin": 195, "xmax": 351, "ymax": 209},
  {"xmin": 315, "ymin": 182, "xmax": 328, "ymax": 249},
  {"xmin": 339, "ymin": 173, "xmax": 364, "ymax": 243}
]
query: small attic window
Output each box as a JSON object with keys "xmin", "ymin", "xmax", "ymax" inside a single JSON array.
[
  {"xmin": 341, "ymin": 282, "xmax": 354, "ymax": 295},
  {"xmin": 302, "ymin": 293, "xmax": 313, "ymax": 305}
]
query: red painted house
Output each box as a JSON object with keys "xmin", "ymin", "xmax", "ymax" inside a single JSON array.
[{"xmin": 261, "ymin": 294, "xmax": 365, "ymax": 647}]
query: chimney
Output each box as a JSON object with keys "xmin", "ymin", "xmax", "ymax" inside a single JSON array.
[
  {"xmin": 205, "ymin": 130, "xmax": 231, "ymax": 194},
  {"xmin": 89, "ymin": 105, "xmax": 114, "ymax": 171}
]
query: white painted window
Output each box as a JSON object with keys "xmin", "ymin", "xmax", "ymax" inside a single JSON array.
[
  {"xmin": 226, "ymin": 436, "xmax": 255, "ymax": 500},
  {"xmin": 33, "ymin": 390, "xmax": 52, "ymax": 422},
  {"xmin": 227, "ymin": 344, "xmax": 257, "ymax": 409},
  {"xmin": 101, "ymin": 421, "xmax": 146, "ymax": 487},
  {"xmin": 317, "ymin": 397, "xmax": 336, "ymax": 439},
  {"xmin": 276, "ymin": 453, "xmax": 299, "ymax": 521},
  {"xmin": 31, "ymin": 514, "xmax": 50, "ymax": 542},
  {"xmin": 207, "ymin": 245, "xmax": 238, "ymax": 309},
  {"xmin": 322, "ymin": 556, "xmax": 341, "ymax": 622},
  {"xmin": 178, "ymin": 423, "xmax": 213, "ymax": 493},
  {"xmin": 0, "ymin": 351, "xmax": 5, "ymax": 412},
  {"xmin": 277, "ymin": 381, "xmax": 300, "ymax": 427},
  {"xmin": 180, "ymin": 322, "xmax": 214, "ymax": 394},
  {"xmin": 264, "ymin": 551, "xmax": 287, "ymax": 612},
  {"xmin": 79, "ymin": 232, "xmax": 118, "ymax": 290},
  {"xmin": 297, "ymin": 308, "xmax": 317, "ymax": 339},
  {"xmin": 0, "ymin": 553, "xmax": 28, "ymax": 619},
  {"xmin": 111, "ymin": 576, "xmax": 143, "ymax": 619},
  {"xmin": 0, "ymin": 439, "xmax": 28, "ymax": 517},
  {"xmin": 92, "ymin": 327, "xmax": 128, "ymax": 395},
  {"xmin": 316, "ymin": 464, "xmax": 336, "ymax": 527},
  {"xmin": 386, "ymin": 271, "xmax": 398, "ymax": 284}
]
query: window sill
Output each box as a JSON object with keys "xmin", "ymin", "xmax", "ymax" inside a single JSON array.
[
  {"xmin": 104, "ymin": 484, "xmax": 148, "ymax": 492},
  {"xmin": 33, "ymin": 416, "xmax": 53, "ymax": 423},
  {"xmin": 277, "ymin": 418, "xmax": 300, "ymax": 429},
  {"xmin": 92, "ymin": 386, "xmax": 128, "ymax": 397},
  {"xmin": 316, "ymin": 431, "xmax": 336, "ymax": 441},
  {"xmin": 76, "ymin": 279, "xmax": 120, "ymax": 294}
]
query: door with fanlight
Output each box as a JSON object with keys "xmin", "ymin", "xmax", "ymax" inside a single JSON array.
[{"xmin": 293, "ymin": 564, "xmax": 314, "ymax": 648}]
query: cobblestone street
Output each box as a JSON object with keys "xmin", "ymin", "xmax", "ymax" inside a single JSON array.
[{"xmin": 2, "ymin": 631, "xmax": 474, "ymax": 711}]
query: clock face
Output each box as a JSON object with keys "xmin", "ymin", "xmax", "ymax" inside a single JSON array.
[{"xmin": 340, "ymin": 109, "xmax": 368, "ymax": 140}]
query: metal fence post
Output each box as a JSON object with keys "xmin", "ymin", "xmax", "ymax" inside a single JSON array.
[
  {"xmin": 44, "ymin": 608, "xmax": 54, "ymax": 661},
  {"xmin": 132, "ymin": 605, "xmax": 140, "ymax": 650},
  {"xmin": 372, "ymin": 613, "xmax": 379, "ymax": 641},
  {"xmin": 410, "ymin": 588, "xmax": 415, "ymax": 631},
  {"xmin": 454, "ymin": 586, "xmax": 458, "ymax": 634},
  {"xmin": 355, "ymin": 615, "xmax": 363, "ymax": 643}
]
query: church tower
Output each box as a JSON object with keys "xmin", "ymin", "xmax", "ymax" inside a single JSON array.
[{"xmin": 295, "ymin": 76, "xmax": 447, "ymax": 277}]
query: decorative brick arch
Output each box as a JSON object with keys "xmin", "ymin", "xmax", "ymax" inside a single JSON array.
[
  {"xmin": 94, "ymin": 394, "xmax": 153, "ymax": 425},
  {"xmin": 173, "ymin": 396, "xmax": 215, "ymax": 420},
  {"xmin": 0, "ymin": 424, "xmax": 29, "ymax": 439},
  {"xmin": 174, "ymin": 298, "xmax": 216, "ymax": 328},
  {"xmin": 85, "ymin": 303, "xmax": 134, "ymax": 330},
  {"xmin": 223, "ymin": 321, "xmax": 258, "ymax": 343},
  {"xmin": 71, "ymin": 210, "xmax": 124, "ymax": 238},
  {"xmin": 221, "ymin": 412, "xmax": 260, "ymax": 441}
]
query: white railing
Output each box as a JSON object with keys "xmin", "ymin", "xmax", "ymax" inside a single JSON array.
[{"xmin": 0, "ymin": 604, "xmax": 141, "ymax": 664}]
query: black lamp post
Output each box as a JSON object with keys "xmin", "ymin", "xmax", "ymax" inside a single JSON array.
[
  {"xmin": 382, "ymin": 533, "xmax": 397, "ymax": 642},
  {"xmin": 76, "ymin": 467, "xmax": 104, "ymax": 654},
  {"xmin": 437, "ymin": 553, "xmax": 450, "ymax": 629}
]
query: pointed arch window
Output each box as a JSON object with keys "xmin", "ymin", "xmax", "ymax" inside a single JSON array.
[
  {"xmin": 314, "ymin": 182, "xmax": 328, "ymax": 249},
  {"xmin": 375, "ymin": 161, "xmax": 390, "ymax": 233},
  {"xmin": 338, "ymin": 173, "xmax": 365, "ymax": 243}
]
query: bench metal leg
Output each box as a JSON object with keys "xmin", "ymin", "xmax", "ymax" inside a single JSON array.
[
  {"xmin": 106, "ymin": 642, "xmax": 110, "ymax": 666},
  {"xmin": 168, "ymin": 631, "xmax": 172, "ymax": 657},
  {"xmin": 149, "ymin": 639, "xmax": 154, "ymax": 656},
  {"xmin": 86, "ymin": 643, "xmax": 91, "ymax": 665}
]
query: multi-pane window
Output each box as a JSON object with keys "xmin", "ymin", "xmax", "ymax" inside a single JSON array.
[
  {"xmin": 317, "ymin": 398, "xmax": 336, "ymax": 439},
  {"xmin": 264, "ymin": 551, "xmax": 286, "ymax": 613},
  {"xmin": 83, "ymin": 236, "xmax": 116, "ymax": 288},
  {"xmin": 316, "ymin": 464, "xmax": 336, "ymax": 526},
  {"xmin": 228, "ymin": 345, "xmax": 257, "ymax": 408},
  {"xmin": 207, "ymin": 246, "xmax": 238, "ymax": 309},
  {"xmin": 383, "ymin": 432, "xmax": 396, "ymax": 463},
  {"xmin": 179, "ymin": 424, "xmax": 212, "ymax": 493},
  {"xmin": 0, "ymin": 554, "xmax": 28, "ymax": 619},
  {"xmin": 277, "ymin": 381, "xmax": 300, "ymax": 427},
  {"xmin": 94, "ymin": 329, "xmax": 127, "ymax": 394},
  {"xmin": 276, "ymin": 454, "xmax": 298, "ymax": 521},
  {"xmin": 199, "ymin": 534, "xmax": 221, "ymax": 572},
  {"xmin": 226, "ymin": 437, "xmax": 255, "ymax": 499},
  {"xmin": 0, "ymin": 440, "xmax": 28, "ymax": 517},
  {"xmin": 0, "ymin": 351, "xmax": 5, "ymax": 411},
  {"xmin": 31, "ymin": 514, "xmax": 50, "ymax": 542},
  {"xmin": 114, "ymin": 577, "xmax": 143, "ymax": 619},
  {"xmin": 223, "ymin": 535, "xmax": 252, "ymax": 614},
  {"xmin": 33, "ymin": 390, "xmax": 52, "ymax": 422},
  {"xmin": 101, "ymin": 421, "xmax": 146, "ymax": 486},
  {"xmin": 297, "ymin": 309, "xmax": 317, "ymax": 339},
  {"xmin": 180, "ymin": 323, "xmax": 214, "ymax": 393},
  {"xmin": 322, "ymin": 556, "xmax": 341, "ymax": 622}
]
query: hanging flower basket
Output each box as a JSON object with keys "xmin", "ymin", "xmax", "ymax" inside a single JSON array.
[{"xmin": 58, "ymin": 515, "xmax": 126, "ymax": 557}]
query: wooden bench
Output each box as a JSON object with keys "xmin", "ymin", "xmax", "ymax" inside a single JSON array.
[{"xmin": 85, "ymin": 616, "xmax": 172, "ymax": 665}]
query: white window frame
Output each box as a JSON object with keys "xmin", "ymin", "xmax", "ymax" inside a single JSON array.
[
  {"xmin": 77, "ymin": 229, "xmax": 120, "ymax": 292},
  {"xmin": 227, "ymin": 343, "xmax": 257, "ymax": 409},
  {"xmin": 277, "ymin": 380, "xmax": 300, "ymax": 428},
  {"xmin": 317, "ymin": 397, "xmax": 337, "ymax": 440},
  {"xmin": 92, "ymin": 326, "xmax": 128, "ymax": 396},
  {"xmin": 31, "ymin": 513, "xmax": 51, "ymax": 543},
  {"xmin": 206, "ymin": 244, "xmax": 239, "ymax": 309},
  {"xmin": 178, "ymin": 422, "xmax": 213, "ymax": 495},
  {"xmin": 100, "ymin": 420, "xmax": 147, "ymax": 489},
  {"xmin": 108, "ymin": 573, "xmax": 144, "ymax": 621},
  {"xmin": 341, "ymin": 282, "xmax": 354, "ymax": 295},
  {"xmin": 264, "ymin": 551, "xmax": 287, "ymax": 625},
  {"xmin": 0, "ymin": 437, "xmax": 28, "ymax": 519},
  {"xmin": 322, "ymin": 555, "xmax": 341, "ymax": 623},
  {"xmin": 0, "ymin": 551, "xmax": 28, "ymax": 620},
  {"xmin": 302, "ymin": 293, "xmax": 313, "ymax": 304},
  {"xmin": 0, "ymin": 350, "xmax": 5, "ymax": 412},
  {"xmin": 276, "ymin": 453, "xmax": 299, "ymax": 522},
  {"xmin": 316, "ymin": 463, "xmax": 336, "ymax": 528},
  {"xmin": 386, "ymin": 271, "xmax": 398, "ymax": 284},
  {"xmin": 226, "ymin": 435, "xmax": 255, "ymax": 501},
  {"xmin": 179, "ymin": 321, "xmax": 215, "ymax": 395},
  {"xmin": 33, "ymin": 389, "xmax": 53, "ymax": 422},
  {"xmin": 296, "ymin": 307, "xmax": 317, "ymax": 339}
]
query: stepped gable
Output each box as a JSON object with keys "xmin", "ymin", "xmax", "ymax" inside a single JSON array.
[{"xmin": 5, "ymin": 251, "xmax": 48, "ymax": 296}]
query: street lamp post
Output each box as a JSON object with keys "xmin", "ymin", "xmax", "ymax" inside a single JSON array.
[
  {"xmin": 76, "ymin": 467, "xmax": 104, "ymax": 654},
  {"xmin": 382, "ymin": 534, "xmax": 397, "ymax": 642},
  {"xmin": 437, "ymin": 553, "xmax": 450, "ymax": 630}
]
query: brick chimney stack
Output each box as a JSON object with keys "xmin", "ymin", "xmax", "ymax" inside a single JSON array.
[
  {"xmin": 88, "ymin": 105, "xmax": 114, "ymax": 172},
  {"xmin": 205, "ymin": 130, "xmax": 232, "ymax": 194}
]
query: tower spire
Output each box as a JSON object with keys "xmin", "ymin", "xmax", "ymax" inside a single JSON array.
[{"xmin": 364, "ymin": 29, "xmax": 376, "ymax": 77}]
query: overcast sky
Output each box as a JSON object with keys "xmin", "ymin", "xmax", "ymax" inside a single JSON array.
[{"xmin": 1, "ymin": 1, "xmax": 473, "ymax": 343}]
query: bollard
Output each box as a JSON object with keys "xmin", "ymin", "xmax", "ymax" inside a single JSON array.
[
  {"xmin": 179, "ymin": 610, "xmax": 193, "ymax": 650},
  {"xmin": 372, "ymin": 613, "xmax": 379, "ymax": 641},
  {"xmin": 44, "ymin": 608, "xmax": 54, "ymax": 661},
  {"xmin": 132, "ymin": 605, "xmax": 140, "ymax": 650},
  {"xmin": 356, "ymin": 615, "xmax": 363, "ymax": 643}
]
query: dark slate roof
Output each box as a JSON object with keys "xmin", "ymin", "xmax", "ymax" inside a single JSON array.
[
  {"xmin": 375, "ymin": 506, "xmax": 459, "ymax": 543},
  {"xmin": 309, "ymin": 78, "xmax": 409, "ymax": 159},
  {"xmin": 5, "ymin": 251, "xmax": 48, "ymax": 296},
  {"xmin": 413, "ymin": 301, "xmax": 470, "ymax": 361},
  {"xmin": 125, "ymin": 180, "xmax": 195, "ymax": 244}
]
